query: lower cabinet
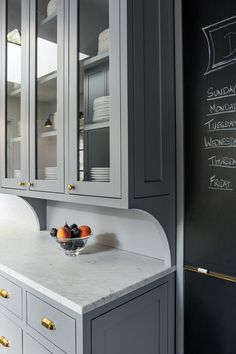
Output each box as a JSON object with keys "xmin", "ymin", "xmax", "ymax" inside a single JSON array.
[
  {"xmin": 0, "ymin": 272, "xmax": 174, "ymax": 354},
  {"xmin": 0, "ymin": 312, "xmax": 22, "ymax": 354},
  {"xmin": 92, "ymin": 284, "xmax": 168, "ymax": 354},
  {"xmin": 26, "ymin": 335, "xmax": 51, "ymax": 354}
]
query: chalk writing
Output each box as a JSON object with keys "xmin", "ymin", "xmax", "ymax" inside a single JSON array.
[
  {"xmin": 204, "ymin": 136, "xmax": 236, "ymax": 149},
  {"xmin": 207, "ymin": 102, "xmax": 236, "ymax": 116},
  {"xmin": 203, "ymin": 16, "xmax": 236, "ymax": 74},
  {"xmin": 208, "ymin": 156, "xmax": 236, "ymax": 168},
  {"xmin": 209, "ymin": 175, "xmax": 233, "ymax": 191},
  {"xmin": 207, "ymin": 84, "xmax": 236, "ymax": 101},
  {"xmin": 204, "ymin": 118, "xmax": 236, "ymax": 131}
]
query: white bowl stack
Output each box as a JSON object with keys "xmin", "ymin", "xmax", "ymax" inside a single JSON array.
[
  {"xmin": 90, "ymin": 167, "xmax": 110, "ymax": 182},
  {"xmin": 98, "ymin": 29, "xmax": 109, "ymax": 54},
  {"xmin": 47, "ymin": 0, "xmax": 57, "ymax": 17},
  {"xmin": 44, "ymin": 166, "xmax": 57, "ymax": 180},
  {"xmin": 93, "ymin": 96, "xmax": 110, "ymax": 122}
]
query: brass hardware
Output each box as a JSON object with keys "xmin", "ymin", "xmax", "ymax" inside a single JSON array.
[
  {"xmin": 68, "ymin": 184, "xmax": 75, "ymax": 191},
  {"xmin": 41, "ymin": 317, "xmax": 56, "ymax": 331},
  {"xmin": 184, "ymin": 265, "xmax": 236, "ymax": 283},
  {"xmin": 19, "ymin": 182, "xmax": 25, "ymax": 187},
  {"xmin": 28, "ymin": 182, "xmax": 34, "ymax": 187},
  {"xmin": 0, "ymin": 336, "xmax": 10, "ymax": 347},
  {"xmin": 0, "ymin": 289, "xmax": 10, "ymax": 299}
]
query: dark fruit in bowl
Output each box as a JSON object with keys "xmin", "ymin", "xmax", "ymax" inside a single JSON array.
[
  {"xmin": 70, "ymin": 224, "xmax": 77, "ymax": 230},
  {"xmin": 60, "ymin": 241, "xmax": 73, "ymax": 251},
  {"xmin": 71, "ymin": 227, "xmax": 80, "ymax": 238},
  {"xmin": 50, "ymin": 228, "xmax": 57, "ymax": 237},
  {"xmin": 64, "ymin": 222, "xmax": 70, "ymax": 230}
]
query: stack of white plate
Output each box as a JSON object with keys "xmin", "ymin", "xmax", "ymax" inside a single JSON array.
[
  {"xmin": 98, "ymin": 29, "xmax": 109, "ymax": 54},
  {"xmin": 47, "ymin": 0, "xmax": 57, "ymax": 17},
  {"xmin": 90, "ymin": 167, "xmax": 110, "ymax": 182},
  {"xmin": 13, "ymin": 170, "xmax": 21, "ymax": 179},
  {"xmin": 44, "ymin": 166, "xmax": 57, "ymax": 180},
  {"xmin": 93, "ymin": 96, "xmax": 110, "ymax": 122}
]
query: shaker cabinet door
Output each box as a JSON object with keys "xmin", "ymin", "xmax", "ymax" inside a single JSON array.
[
  {"xmin": 26, "ymin": 335, "xmax": 51, "ymax": 354},
  {"xmin": 67, "ymin": 0, "xmax": 121, "ymax": 198},
  {"xmin": 0, "ymin": 312, "xmax": 22, "ymax": 354},
  {"xmin": 92, "ymin": 285, "xmax": 168, "ymax": 354},
  {"xmin": 0, "ymin": 0, "xmax": 29, "ymax": 190},
  {"xmin": 129, "ymin": 0, "xmax": 175, "ymax": 198}
]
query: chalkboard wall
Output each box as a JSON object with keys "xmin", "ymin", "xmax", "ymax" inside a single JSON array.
[{"xmin": 184, "ymin": 0, "xmax": 236, "ymax": 276}]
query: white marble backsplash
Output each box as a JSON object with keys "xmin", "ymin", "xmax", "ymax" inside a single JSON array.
[{"xmin": 0, "ymin": 194, "xmax": 40, "ymax": 232}]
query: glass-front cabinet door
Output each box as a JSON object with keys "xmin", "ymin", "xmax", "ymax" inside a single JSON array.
[
  {"xmin": 29, "ymin": 0, "xmax": 64, "ymax": 192},
  {"xmin": 68, "ymin": 0, "xmax": 121, "ymax": 198},
  {"xmin": 0, "ymin": 0, "xmax": 29, "ymax": 189}
]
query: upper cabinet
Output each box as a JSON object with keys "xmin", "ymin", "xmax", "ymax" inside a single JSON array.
[
  {"xmin": 0, "ymin": 0, "xmax": 176, "ymax": 258},
  {"xmin": 68, "ymin": 0, "xmax": 121, "ymax": 198}
]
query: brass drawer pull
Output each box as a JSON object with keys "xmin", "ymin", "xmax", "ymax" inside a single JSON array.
[
  {"xmin": 68, "ymin": 184, "xmax": 75, "ymax": 191},
  {"xmin": 28, "ymin": 182, "xmax": 34, "ymax": 187},
  {"xmin": 19, "ymin": 182, "xmax": 25, "ymax": 187},
  {"xmin": 0, "ymin": 336, "xmax": 10, "ymax": 347},
  {"xmin": 41, "ymin": 317, "xmax": 56, "ymax": 331},
  {"xmin": 0, "ymin": 289, "xmax": 10, "ymax": 299}
]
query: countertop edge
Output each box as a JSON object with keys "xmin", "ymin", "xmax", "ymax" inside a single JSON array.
[{"xmin": 0, "ymin": 263, "xmax": 176, "ymax": 315}]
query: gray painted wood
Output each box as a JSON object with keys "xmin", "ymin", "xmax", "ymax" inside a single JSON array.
[
  {"xmin": 127, "ymin": 0, "xmax": 176, "ymax": 265},
  {"xmin": 0, "ymin": 0, "xmax": 29, "ymax": 190},
  {"xmin": 21, "ymin": 197, "xmax": 47, "ymax": 230},
  {"xmin": 129, "ymin": 0, "xmax": 175, "ymax": 198},
  {"xmin": 92, "ymin": 284, "xmax": 168, "ymax": 354},
  {"xmin": 0, "ymin": 274, "xmax": 23, "ymax": 320},
  {"xmin": 174, "ymin": 0, "xmax": 184, "ymax": 353},
  {"xmin": 26, "ymin": 335, "xmax": 51, "ymax": 354},
  {"xmin": 0, "ymin": 311, "xmax": 23, "ymax": 354},
  {"xmin": 26, "ymin": 292, "xmax": 76, "ymax": 354}
]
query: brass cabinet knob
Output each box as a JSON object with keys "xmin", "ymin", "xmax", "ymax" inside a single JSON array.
[
  {"xmin": 41, "ymin": 317, "xmax": 56, "ymax": 331},
  {"xmin": 0, "ymin": 336, "xmax": 10, "ymax": 347},
  {"xmin": 19, "ymin": 182, "xmax": 25, "ymax": 187},
  {"xmin": 68, "ymin": 184, "xmax": 75, "ymax": 191},
  {"xmin": 28, "ymin": 182, "xmax": 34, "ymax": 187},
  {"xmin": 0, "ymin": 289, "xmax": 10, "ymax": 299}
]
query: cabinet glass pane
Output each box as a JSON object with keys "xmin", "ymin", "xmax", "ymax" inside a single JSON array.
[
  {"xmin": 78, "ymin": 0, "xmax": 110, "ymax": 183},
  {"xmin": 36, "ymin": 0, "xmax": 57, "ymax": 181},
  {"xmin": 6, "ymin": 0, "xmax": 22, "ymax": 179}
]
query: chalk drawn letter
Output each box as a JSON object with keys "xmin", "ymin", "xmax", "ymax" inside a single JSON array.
[{"xmin": 202, "ymin": 16, "xmax": 236, "ymax": 75}]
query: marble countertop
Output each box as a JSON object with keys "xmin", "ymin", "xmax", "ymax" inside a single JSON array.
[{"xmin": 0, "ymin": 231, "xmax": 175, "ymax": 314}]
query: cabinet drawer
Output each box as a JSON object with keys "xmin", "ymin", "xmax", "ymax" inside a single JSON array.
[
  {"xmin": 26, "ymin": 293, "xmax": 75, "ymax": 354},
  {"xmin": 0, "ymin": 274, "xmax": 22, "ymax": 319},
  {"xmin": 26, "ymin": 335, "xmax": 51, "ymax": 354},
  {"xmin": 0, "ymin": 312, "xmax": 22, "ymax": 354}
]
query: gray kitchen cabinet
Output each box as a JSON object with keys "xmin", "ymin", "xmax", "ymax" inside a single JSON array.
[
  {"xmin": 0, "ymin": 0, "xmax": 65, "ymax": 193},
  {"xmin": 0, "ymin": 269, "xmax": 174, "ymax": 354},
  {"xmin": 0, "ymin": 0, "xmax": 176, "ymax": 262},
  {"xmin": 26, "ymin": 335, "xmax": 52, "ymax": 354},
  {"xmin": 0, "ymin": 312, "xmax": 23, "ymax": 354},
  {"xmin": 92, "ymin": 285, "xmax": 168, "ymax": 354}
]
